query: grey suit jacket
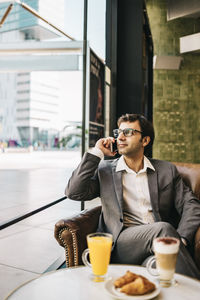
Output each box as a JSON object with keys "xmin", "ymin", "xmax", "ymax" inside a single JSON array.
[{"xmin": 66, "ymin": 152, "xmax": 200, "ymax": 246}]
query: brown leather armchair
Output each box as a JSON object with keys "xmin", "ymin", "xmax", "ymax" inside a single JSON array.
[{"xmin": 54, "ymin": 162, "xmax": 200, "ymax": 269}]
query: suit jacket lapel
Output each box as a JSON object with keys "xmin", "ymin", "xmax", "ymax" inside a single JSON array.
[
  {"xmin": 111, "ymin": 163, "xmax": 123, "ymax": 213},
  {"xmin": 147, "ymin": 167, "xmax": 161, "ymax": 221}
]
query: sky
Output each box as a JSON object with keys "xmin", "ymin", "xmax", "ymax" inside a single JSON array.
[{"xmin": 64, "ymin": 0, "xmax": 106, "ymax": 60}]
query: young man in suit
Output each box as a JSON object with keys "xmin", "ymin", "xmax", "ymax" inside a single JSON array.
[{"xmin": 66, "ymin": 113, "xmax": 200, "ymax": 279}]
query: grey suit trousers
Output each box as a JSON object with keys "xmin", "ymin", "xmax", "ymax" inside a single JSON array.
[{"xmin": 111, "ymin": 221, "xmax": 200, "ymax": 280}]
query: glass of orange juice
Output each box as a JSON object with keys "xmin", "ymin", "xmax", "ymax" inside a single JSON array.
[{"xmin": 82, "ymin": 232, "xmax": 113, "ymax": 282}]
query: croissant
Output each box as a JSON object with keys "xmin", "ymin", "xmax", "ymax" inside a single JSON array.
[
  {"xmin": 114, "ymin": 270, "xmax": 139, "ymax": 288},
  {"xmin": 120, "ymin": 276, "xmax": 156, "ymax": 295}
]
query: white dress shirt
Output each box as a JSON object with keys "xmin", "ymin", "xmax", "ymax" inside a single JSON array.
[
  {"xmin": 88, "ymin": 148, "xmax": 155, "ymax": 226},
  {"xmin": 116, "ymin": 155, "xmax": 155, "ymax": 226}
]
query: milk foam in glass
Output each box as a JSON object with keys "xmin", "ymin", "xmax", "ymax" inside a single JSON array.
[{"xmin": 147, "ymin": 237, "xmax": 180, "ymax": 287}]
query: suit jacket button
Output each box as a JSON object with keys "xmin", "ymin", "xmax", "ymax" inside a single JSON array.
[{"xmin": 120, "ymin": 218, "xmax": 123, "ymax": 223}]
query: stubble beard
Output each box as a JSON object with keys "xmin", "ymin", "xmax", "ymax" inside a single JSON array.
[
  {"xmin": 118, "ymin": 139, "xmax": 144, "ymax": 158},
  {"xmin": 118, "ymin": 145, "xmax": 141, "ymax": 158}
]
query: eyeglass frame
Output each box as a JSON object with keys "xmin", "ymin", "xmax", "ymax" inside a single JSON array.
[{"xmin": 113, "ymin": 128, "xmax": 143, "ymax": 138}]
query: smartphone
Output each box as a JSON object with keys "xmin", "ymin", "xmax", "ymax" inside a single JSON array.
[{"xmin": 110, "ymin": 139, "xmax": 118, "ymax": 153}]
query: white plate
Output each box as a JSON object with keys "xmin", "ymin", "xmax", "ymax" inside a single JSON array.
[{"xmin": 104, "ymin": 276, "xmax": 161, "ymax": 300}]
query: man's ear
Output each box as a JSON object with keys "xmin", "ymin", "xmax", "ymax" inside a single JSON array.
[{"xmin": 142, "ymin": 136, "xmax": 150, "ymax": 147}]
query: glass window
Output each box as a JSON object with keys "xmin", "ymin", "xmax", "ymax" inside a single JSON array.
[
  {"xmin": 64, "ymin": 0, "xmax": 84, "ymax": 40},
  {"xmin": 0, "ymin": 0, "xmax": 86, "ymax": 217},
  {"xmin": 88, "ymin": 0, "xmax": 106, "ymax": 60},
  {"xmin": 0, "ymin": 2, "xmax": 105, "ymax": 297}
]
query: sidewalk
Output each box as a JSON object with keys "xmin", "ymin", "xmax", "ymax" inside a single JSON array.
[{"xmin": 0, "ymin": 151, "xmax": 100, "ymax": 299}]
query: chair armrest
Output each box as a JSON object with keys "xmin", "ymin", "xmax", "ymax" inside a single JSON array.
[
  {"xmin": 54, "ymin": 205, "xmax": 101, "ymax": 267},
  {"xmin": 194, "ymin": 227, "xmax": 200, "ymax": 270}
]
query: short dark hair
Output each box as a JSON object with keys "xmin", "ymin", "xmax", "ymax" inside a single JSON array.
[{"xmin": 117, "ymin": 113, "xmax": 154, "ymax": 156}]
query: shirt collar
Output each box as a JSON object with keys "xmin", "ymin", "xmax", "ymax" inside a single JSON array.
[{"xmin": 116, "ymin": 155, "xmax": 155, "ymax": 174}]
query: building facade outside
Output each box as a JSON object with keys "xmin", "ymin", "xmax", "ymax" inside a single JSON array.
[{"xmin": 0, "ymin": 0, "xmax": 81, "ymax": 149}]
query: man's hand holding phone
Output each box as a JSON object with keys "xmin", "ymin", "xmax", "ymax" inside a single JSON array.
[{"xmin": 95, "ymin": 137, "xmax": 117, "ymax": 157}]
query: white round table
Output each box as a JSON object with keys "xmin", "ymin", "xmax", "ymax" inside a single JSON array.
[{"xmin": 5, "ymin": 265, "xmax": 200, "ymax": 300}]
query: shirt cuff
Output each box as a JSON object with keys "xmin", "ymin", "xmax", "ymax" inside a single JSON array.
[
  {"xmin": 88, "ymin": 147, "xmax": 104, "ymax": 159},
  {"xmin": 181, "ymin": 237, "xmax": 188, "ymax": 247}
]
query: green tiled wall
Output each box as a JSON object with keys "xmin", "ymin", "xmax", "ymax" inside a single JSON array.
[{"xmin": 146, "ymin": 0, "xmax": 200, "ymax": 163}]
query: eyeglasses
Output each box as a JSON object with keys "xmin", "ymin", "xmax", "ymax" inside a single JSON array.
[{"xmin": 113, "ymin": 128, "xmax": 143, "ymax": 137}]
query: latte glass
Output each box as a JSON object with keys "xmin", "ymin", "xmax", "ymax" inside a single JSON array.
[
  {"xmin": 82, "ymin": 232, "xmax": 113, "ymax": 282},
  {"xmin": 147, "ymin": 237, "xmax": 180, "ymax": 287}
]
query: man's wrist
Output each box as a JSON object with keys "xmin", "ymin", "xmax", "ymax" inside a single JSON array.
[{"xmin": 88, "ymin": 147, "xmax": 104, "ymax": 159}]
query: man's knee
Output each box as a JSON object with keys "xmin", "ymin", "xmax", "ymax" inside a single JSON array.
[{"xmin": 154, "ymin": 222, "xmax": 179, "ymax": 237}]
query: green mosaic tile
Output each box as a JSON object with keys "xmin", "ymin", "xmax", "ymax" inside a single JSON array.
[
  {"xmin": 147, "ymin": 0, "xmax": 200, "ymax": 163},
  {"xmin": 157, "ymin": 73, "xmax": 167, "ymax": 80},
  {"xmin": 173, "ymin": 88, "xmax": 180, "ymax": 97}
]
